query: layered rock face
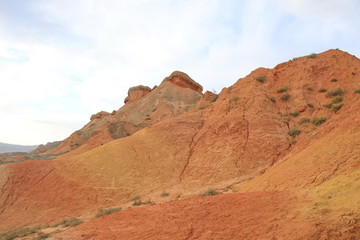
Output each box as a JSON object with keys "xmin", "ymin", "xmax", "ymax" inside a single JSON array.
[{"xmin": 1, "ymin": 50, "xmax": 360, "ymax": 239}]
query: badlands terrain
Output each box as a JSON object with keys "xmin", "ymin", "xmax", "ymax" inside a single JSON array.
[{"xmin": 1, "ymin": 49, "xmax": 360, "ymax": 239}]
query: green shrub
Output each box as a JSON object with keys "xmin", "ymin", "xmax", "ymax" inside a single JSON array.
[
  {"xmin": 0, "ymin": 227, "xmax": 40, "ymax": 240},
  {"xmin": 290, "ymin": 112, "xmax": 299, "ymax": 117},
  {"xmin": 330, "ymin": 78, "xmax": 338, "ymax": 82},
  {"xmin": 323, "ymin": 103, "xmax": 333, "ymax": 108},
  {"xmin": 298, "ymin": 117, "xmax": 310, "ymax": 124},
  {"xmin": 132, "ymin": 195, "xmax": 141, "ymax": 201},
  {"xmin": 288, "ymin": 128, "xmax": 301, "ymax": 136},
  {"xmin": 331, "ymin": 102, "xmax": 344, "ymax": 112},
  {"xmin": 318, "ymin": 88, "xmax": 327, "ymax": 93},
  {"xmin": 308, "ymin": 53, "xmax": 317, "ymax": 58},
  {"xmin": 255, "ymin": 75, "xmax": 266, "ymax": 83},
  {"xmin": 326, "ymin": 88, "xmax": 344, "ymax": 98},
  {"xmin": 277, "ymin": 86, "xmax": 288, "ymax": 93},
  {"xmin": 60, "ymin": 218, "xmax": 83, "ymax": 227},
  {"xmin": 354, "ymin": 89, "xmax": 360, "ymax": 94},
  {"xmin": 306, "ymin": 86, "xmax": 313, "ymax": 91},
  {"xmin": 96, "ymin": 208, "xmax": 121, "ymax": 218},
  {"xmin": 331, "ymin": 95, "xmax": 343, "ymax": 104},
  {"xmin": 198, "ymin": 104, "xmax": 211, "ymax": 110},
  {"xmin": 201, "ymin": 189, "xmax": 220, "ymax": 196},
  {"xmin": 311, "ymin": 116, "xmax": 327, "ymax": 126},
  {"xmin": 269, "ymin": 97, "xmax": 276, "ymax": 102},
  {"xmin": 280, "ymin": 93, "xmax": 290, "ymax": 101}
]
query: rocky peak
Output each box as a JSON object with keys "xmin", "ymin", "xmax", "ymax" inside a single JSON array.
[
  {"xmin": 124, "ymin": 85, "xmax": 152, "ymax": 105},
  {"xmin": 90, "ymin": 111, "xmax": 110, "ymax": 121},
  {"xmin": 162, "ymin": 71, "xmax": 203, "ymax": 94}
]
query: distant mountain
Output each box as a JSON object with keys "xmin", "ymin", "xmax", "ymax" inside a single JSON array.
[{"xmin": 0, "ymin": 142, "xmax": 38, "ymax": 153}]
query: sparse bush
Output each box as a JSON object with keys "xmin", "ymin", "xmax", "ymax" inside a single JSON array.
[
  {"xmin": 133, "ymin": 199, "xmax": 156, "ymax": 206},
  {"xmin": 298, "ymin": 117, "xmax": 310, "ymax": 124},
  {"xmin": 331, "ymin": 96, "xmax": 343, "ymax": 104},
  {"xmin": 306, "ymin": 86, "xmax": 313, "ymax": 91},
  {"xmin": 354, "ymin": 89, "xmax": 360, "ymax": 94},
  {"xmin": 280, "ymin": 93, "xmax": 290, "ymax": 101},
  {"xmin": 133, "ymin": 200, "xmax": 142, "ymax": 206},
  {"xmin": 307, "ymin": 103, "xmax": 314, "ymax": 108},
  {"xmin": 330, "ymin": 78, "xmax": 338, "ymax": 82},
  {"xmin": 185, "ymin": 105, "xmax": 194, "ymax": 112},
  {"xmin": 352, "ymin": 72, "xmax": 357, "ymax": 76},
  {"xmin": 270, "ymin": 97, "xmax": 276, "ymax": 102},
  {"xmin": 145, "ymin": 117, "xmax": 151, "ymax": 120},
  {"xmin": 255, "ymin": 75, "xmax": 266, "ymax": 83},
  {"xmin": 231, "ymin": 96, "xmax": 240, "ymax": 101},
  {"xmin": 0, "ymin": 227, "xmax": 40, "ymax": 240},
  {"xmin": 60, "ymin": 218, "xmax": 83, "ymax": 227},
  {"xmin": 198, "ymin": 104, "xmax": 211, "ymax": 110},
  {"xmin": 331, "ymin": 102, "xmax": 344, "ymax": 112},
  {"xmin": 160, "ymin": 191, "xmax": 169, "ymax": 197},
  {"xmin": 288, "ymin": 128, "xmax": 301, "ymax": 136},
  {"xmin": 201, "ymin": 189, "xmax": 220, "ymax": 196},
  {"xmin": 308, "ymin": 53, "xmax": 317, "ymax": 58},
  {"xmin": 323, "ymin": 103, "xmax": 332, "ymax": 108},
  {"xmin": 282, "ymin": 116, "xmax": 291, "ymax": 124},
  {"xmin": 34, "ymin": 232, "xmax": 50, "ymax": 240},
  {"xmin": 311, "ymin": 116, "xmax": 327, "ymax": 126},
  {"xmin": 277, "ymin": 86, "xmax": 288, "ymax": 93},
  {"xmin": 290, "ymin": 112, "xmax": 299, "ymax": 117},
  {"xmin": 326, "ymin": 88, "xmax": 344, "ymax": 98},
  {"xmin": 132, "ymin": 195, "xmax": 141, "ymax": 201},
  {"xmin": 318, "ymin": 88, "xmax": 327, "ymax": 93},
  {"xmin": 96, "ymin": 208, "xmax": 121, "ymax": 218}
]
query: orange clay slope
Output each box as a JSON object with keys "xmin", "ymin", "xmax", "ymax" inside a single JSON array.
[{"xmin": 1, "ymin": 50, "xmax": 360, "ymax": 238}]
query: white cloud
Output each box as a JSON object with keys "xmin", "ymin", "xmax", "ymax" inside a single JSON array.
[{"xmin": 0, "ymin": 0, "xmax": 359, "ymax": 145}]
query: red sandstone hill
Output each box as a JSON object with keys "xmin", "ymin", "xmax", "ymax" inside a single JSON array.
[{"xmin": 1, "ymin": 49, "xmax": 360, "ymax": 239}]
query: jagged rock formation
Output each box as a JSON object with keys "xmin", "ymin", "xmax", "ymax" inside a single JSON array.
[{"xmin": 1, "ymin": 50, "xmax": 360, "ymax": 239}]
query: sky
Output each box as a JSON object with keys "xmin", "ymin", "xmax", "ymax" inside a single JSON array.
[{"xmin": 0, "ymin": 0, "xmax": 359, "ymax": 145}]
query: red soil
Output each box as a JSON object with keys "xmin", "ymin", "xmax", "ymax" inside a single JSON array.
[{"xmin": 59, "ymin": 191, "xmax": 313, "ymax": 240}]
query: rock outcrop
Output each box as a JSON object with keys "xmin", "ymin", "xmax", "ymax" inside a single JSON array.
[
  {"xmin": 124, "ymin": 85, "xmax": 152, "ymax": 105},
  {"xmin": 162, "ymin": 71, "xmax": 203, "ymax": 93},
  {"xmin": 41, "ymin": 71, "xmax": 203, "ymax": 155},
  {"xmin": 90, "ymin": 111, "xmax": 110, "ymax": 121}
]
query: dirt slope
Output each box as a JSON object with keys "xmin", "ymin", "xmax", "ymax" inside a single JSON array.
[
  {"xmin": 1, "ymin": 50, "xmax": 360, "ymax": 239},
  {"xmin": 59, "ymin": 191, "xmax": 311, "ymax": 240}
]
